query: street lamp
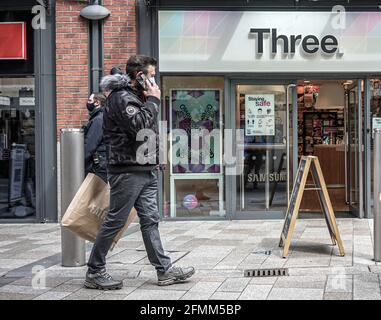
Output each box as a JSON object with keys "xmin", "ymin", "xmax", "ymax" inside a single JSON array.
[
  {"xmin": 79, "ymin": 0, "xmax": 110, "ymax": 21},
  {"xmin": 79, "ymin": 0, "xmax": 110, "ymax": 93}
]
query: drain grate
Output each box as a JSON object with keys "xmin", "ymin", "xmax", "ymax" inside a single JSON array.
[
  {"xmin": 253, "ymin": 250, "xmax": 272, "ymax": 256},
  {"xmin": 244, "ymin": 268, "xmax": 289, "ymax": 277}
]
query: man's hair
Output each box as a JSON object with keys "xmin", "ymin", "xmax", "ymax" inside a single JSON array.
[
  {"xmin": 93, "ymin": 93, "xmax": 106, "ymax": 106},
  {"xmin": 126, "ymin": 55, "xmax": 157, "ymax": 80}
]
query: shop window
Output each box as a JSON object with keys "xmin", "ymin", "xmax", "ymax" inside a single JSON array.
[
  {"xmin": 0, "ymin": 77, "xmax": 36, "ymax": 219},
  {"xmin": 161, "ymin": 76, "xmax": 225, "ymax": 218}
]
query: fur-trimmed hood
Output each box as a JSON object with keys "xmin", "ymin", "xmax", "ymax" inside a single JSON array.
[{"xmin": 100, "ymin": 74, "xmax": 131, "ymax": 92}]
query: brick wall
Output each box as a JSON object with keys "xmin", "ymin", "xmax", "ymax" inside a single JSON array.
[
  {"xmin": 55, "ymin": 0, "xmax": 137, "ymax": 139},
  {"xmin": 56, "ymin": 0, "xmax": 89, "ymax": 138},
  {"xmin": 103, "ymin": 0, "xmax": 137, "ymax": 75}
]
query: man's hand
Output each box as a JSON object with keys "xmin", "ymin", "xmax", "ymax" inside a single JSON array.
[{"xmin": 144, "ymin": 79, "xmax": 161, "ymax": 100}]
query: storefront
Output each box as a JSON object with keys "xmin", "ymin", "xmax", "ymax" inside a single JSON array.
[
  {"xmin": 137, "ymin": 0, "xmax": 381, "ymax": 220},
  {"xmin": 0, "ymin": 0, "xmax": 56, "ymax": 222}
]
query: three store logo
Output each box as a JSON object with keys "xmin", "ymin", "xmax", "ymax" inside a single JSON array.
[
  {"xmin": 250, "ymin": 28, "xmax": 343, "ymax": 58},
  {"xmin": 249, "ymin": 6, "xmax": 346, "ymax": 58}
]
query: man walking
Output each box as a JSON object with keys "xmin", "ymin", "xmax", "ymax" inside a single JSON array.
[{"xmin": 84, "ymin": 55, "xmax": 195, "ymax": 290}]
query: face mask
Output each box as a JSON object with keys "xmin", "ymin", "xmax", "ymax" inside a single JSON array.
[{"xmin": 86, "ymin": 102, "xmax": 97, "ymax": 112}]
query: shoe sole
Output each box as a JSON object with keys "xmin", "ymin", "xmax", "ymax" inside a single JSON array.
[
  {"xmin": 157, "ymin": 269, "xmax": 196, "ymax": 286},
  {"xmin": 84, "ymin": 280, "xmax": 123, "ymax": 291}
]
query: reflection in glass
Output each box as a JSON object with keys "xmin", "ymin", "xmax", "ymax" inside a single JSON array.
[{"xmin": 0, "ymin": 77, "xmax": 36, "ymax": 219}]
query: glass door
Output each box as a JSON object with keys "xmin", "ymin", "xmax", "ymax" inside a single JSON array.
[
  {"xmin": 345, "ymin": 80, "xmax": 363, "ymax": 217},
  {"xmin": 231, "ymin": 82, "xmax": 297, "ymax": 219}
]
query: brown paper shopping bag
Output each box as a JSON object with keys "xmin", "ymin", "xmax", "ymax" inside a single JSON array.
[{"xmin": 61, "ymin": 173, "xmax": 137, "ymax": 250}]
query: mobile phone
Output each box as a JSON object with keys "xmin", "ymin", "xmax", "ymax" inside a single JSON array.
[
  {"xmin": 137, "ymin": 73, "xmax": 155, "ymax": 91},
  {"xmin": 136, "ymin": 73, "xmax": 148, "ymax": 91}
]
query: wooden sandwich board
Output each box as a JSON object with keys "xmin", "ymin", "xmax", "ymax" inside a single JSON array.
[{"xmin": 279, "ymin": 156, "xmax": 345, "ymax": 258}]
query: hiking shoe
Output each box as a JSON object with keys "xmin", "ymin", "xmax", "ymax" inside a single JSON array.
[
  {"xmin": 157, "ymin": 266, "xmax": 195, "ymax": 286},
  {"xmin": 84, "ymin": 269, "xmax": 123, "ymax": 290}
]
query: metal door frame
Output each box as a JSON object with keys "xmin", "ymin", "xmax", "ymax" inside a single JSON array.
[
  {"xmin": 345, "ymin": 80, "xmax": 364, "ymax": 218},
  {"xmin": 228, "ymin": 79, "xmax": 297, "ymax": 220},
  {"xmin": 364, "ymin": 78, "xmax": 372, "ymax": 219}
]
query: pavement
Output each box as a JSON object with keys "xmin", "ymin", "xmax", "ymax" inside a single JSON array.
[{"xmin": 0, "ymin": 218, "xmax": 380, "ymax": 300}]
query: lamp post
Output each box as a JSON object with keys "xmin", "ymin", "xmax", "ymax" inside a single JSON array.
[{"xmin": 79, "ymin": 0, "xmax": 110, "ymax": 93}]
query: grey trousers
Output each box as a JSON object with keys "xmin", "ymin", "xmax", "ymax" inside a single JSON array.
[{"xmin": 87, "ymin": 170, "xmax": 172, "ymax": 273}]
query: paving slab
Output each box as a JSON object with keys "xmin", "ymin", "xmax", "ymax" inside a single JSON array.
[
  {"xmin": 11, "ymin": 276, "xmax": 71, "ymax": 288},
  {"xmin": 93, "ymin": 293, "xmax": 129, "ymax": 300},
  {"xmin": 0, "ymin": 293, "xmax": 38, "ymax": 300},
  {"xmin": 125, "ymin": 289, "xmax": 186, "ymax": 300},
  {"xmin": 238, "ymin": 285, "xmax": 273, "ymax": 300},
  {"xmin": 325, "ymin": 275, "xmax": 353, "ymax": 293},
  {"xmin": 180, "ymin": 291, "xmax": 212, "ymax": 300},
  {"xmin": 217, "ymin": 278, "xmax": 250, "ymax": 292},
  {"xmin": 122, "ymin": 278, "xmax": 147, "ymax": 288},
  {"xmin": 140, "ymin": 279, "xmax": 197, "ymax": 291},
  {"xmin": 274, "ymin": 275, "xmax": 327, "ymax": 289},
  {"xmin": 249, "ymin": 277, "xmax": 278, "ymax": 285},
  {"xmin": 209, "ymin": 292, "xmax": 241, "ymax": 300},
  {"xmin": 53, "ymin": 283, "xmax": 83, "ymax": 293},
  {"xmin": 324, "ymin": 292, "xmax": 353, "ymax": 300},
  {"xmin": 267, "ymin": 288, "xmax": 324, "ymax": 300},
  {"xmin": 63, "ymin": 288, "xmax": 103, "ymax": 300},
  {"xmin": 33, "ymin": 291, "xmax": 72, "ymax": 300},
  {"xmin": 353, "ymin": 274, "xmax": 381, "ymax": 300},
  {"xmin": 0, "ymin": 284, "xmax": 50, "ymax": 295},
  {"xmin": 188, "ymin": 281, "xmax": 223, "ymax": 294}
]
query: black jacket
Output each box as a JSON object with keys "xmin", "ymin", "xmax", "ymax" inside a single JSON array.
[
  {"xmin": 100, "ymin": 74, "xmax": 160, "ymax": 173},
  {"xmin": 84, "ymin": 107, "xmax": 106, "ymax": 173}
]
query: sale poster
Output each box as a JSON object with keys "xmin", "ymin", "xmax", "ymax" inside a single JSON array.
[{"xmin": 245, "ymin": 94, "xmax": 275, "ymax": 136}]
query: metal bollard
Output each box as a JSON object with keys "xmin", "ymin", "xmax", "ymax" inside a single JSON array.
[
  {"xmin": 374, "ymin": 129, "xmax": 381, "ymax": 262},
  {"xmin": 60, "ymin": 128, "xmax": 86, "ymax": 267}
]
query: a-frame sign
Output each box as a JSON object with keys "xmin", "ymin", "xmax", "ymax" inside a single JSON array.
[{"xmin": 279, "ymin": 156, "xmax": 345, "ymax": 258}]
